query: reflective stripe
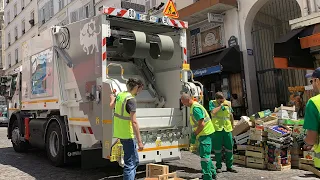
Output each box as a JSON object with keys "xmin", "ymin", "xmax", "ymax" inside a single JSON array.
[
  {"xmin": 214, "ymin": 115, "xmax": 229, "ymax": 121},
  {"xmin": 114, "ymin": 113, "xmax": 131, "ymax": 120},
  {"xmin": 214, "ymin": 149, "xmax": 222, "ymax": 153},
  {"xmin": 225, "ymin": 149, "xmax": 233, "ymax": 153},
  {"xmin": 201, "ymin": 158, "xmax": 211, "ymax": 162},
  {"xmin": 115, "ymin": 96, "xmax": 133, "ymax": 121},
  {"xmin": 190, "ymin": 113, "xmax": 210, "ymax": 129}
]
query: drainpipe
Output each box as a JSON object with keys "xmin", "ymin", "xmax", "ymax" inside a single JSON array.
[
  {"xmin": 302, "ymin": 0, "xmax": 309, "ymax": 16},
  {"xmin": 309, "ymin": 0, "xmax": 316, "ymax": 13},
  {"xmin": 236, "ymin": 0, "xmax": 242, "ymax": 50}
]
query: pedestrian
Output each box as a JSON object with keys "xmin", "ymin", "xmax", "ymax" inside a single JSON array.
[
  {"xmin": 303, "ymin": 67, "xmax": 320, "ymax": 170},
  {"xmin": 109, "ymin": 78, "xmax": 144, "ymax": 180},
  {"xmin": 180, "ymin": 93, "xmax": 217, "ymax": 180},
  {"xmin": 209, "ymin": 92, "xmax": 237, "ymax": 173}
]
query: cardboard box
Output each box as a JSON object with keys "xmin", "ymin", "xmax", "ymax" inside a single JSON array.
[
  {"xmin": 303, "ymin": 151, "xmax": 314, "ymax": 160},
  {"xmin": 233, "ymin": 116, "xmax": 252, "ymax": 136}
]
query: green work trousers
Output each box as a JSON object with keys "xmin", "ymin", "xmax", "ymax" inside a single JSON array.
[
  {"xmin": 198, "ymin": 134, "xmax": 216, "ymax": 180},
  {"xmin": 212, "ymin": 130, "xmax": 233, "ymax": 169}
]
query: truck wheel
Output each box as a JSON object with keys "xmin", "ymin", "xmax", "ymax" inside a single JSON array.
[
  {"xmin": 46, "ymin": 121, "xmax": 64, "ymax": 166},
  {"xmin": 11, "ymin": 120, "xmax": 28, "ymax": 152}
]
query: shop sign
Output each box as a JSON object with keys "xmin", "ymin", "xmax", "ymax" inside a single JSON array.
[
  {"xmin": 228, "ymin": 36, "xmax": 238, "ymax": 47},
  {"xmin": 247, "ymin": 49, "xmax": 254, "ymax": 56},
  {"xmin": 208, "ymin": 13, "xmax": 224, "ymax": 23},
  {"xmin": 190, "ymin": 22, "xmax": 224, "ymax": 56},
  {"xmin": 192, "ymin": 65, "xmax": 222, "ymax": 78}
]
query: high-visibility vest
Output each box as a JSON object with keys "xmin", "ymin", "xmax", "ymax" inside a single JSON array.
[
  {"xmin": 309, "ymin": 94, "xmax": 320, "ymax": 168},
  {"xmin": 190, "ymin": 102, "xmax": 215, "ymax": 139},
  {"xmin": 113, "ymin": 92, "xmax": 134, "ymax": 139},
  {"xmin": 210, "ymin": 100, "xmax": 233, "ymax": 132}
]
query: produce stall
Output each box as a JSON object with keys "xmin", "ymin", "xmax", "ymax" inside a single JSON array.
[{"xmin": 232, "ymin": 104, "xmax": 318, "ymax": 175}]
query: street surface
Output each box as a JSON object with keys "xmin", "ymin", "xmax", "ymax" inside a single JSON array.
[{"xmin": 0, "ymin": 126, "xmax": 318, "ymax": 180}]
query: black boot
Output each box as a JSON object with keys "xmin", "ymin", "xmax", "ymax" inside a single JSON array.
[{"xmin": 227, "ymin": 168, "xmax": 238, "ymax": 173}]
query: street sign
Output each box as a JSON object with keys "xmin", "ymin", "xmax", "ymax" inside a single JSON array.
[
  {"xmin": 163, "ymin": 0, "xmax": 179, "ymax": 19},
  {"xmin": 208, "ymin": 13, "xmax": 224, "ymax": 23}
]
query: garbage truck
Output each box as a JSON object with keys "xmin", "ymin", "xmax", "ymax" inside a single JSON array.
[{"xmin": 0, "ymin": 6, "xmax": 204, "ymax": 168}]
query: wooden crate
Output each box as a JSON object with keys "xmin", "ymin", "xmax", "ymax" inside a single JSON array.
[
  {"xmin": 267, "ymin": 163, "xmax": 291, "ymax": 171},
  {"xmin": 146, "ymin": 164, "xmax": 169, "ymax": 178},
  {"xmin": 246, "ymin": 146, "xmax": 266, "ymax": 159},
  {"xmin": 145, "ymin": 172, "xmax": 199, "ymax": 180},
  {"xmin": 299, "ymin": 158, "xmax": 320, "ymax": 177},
  {"xmin": 234, "ymin": 154, "xmax": 246, "ymax": 166},
  {"xmin": 246, "ymin": 156, "xmax": 267, "ymax": 170}
]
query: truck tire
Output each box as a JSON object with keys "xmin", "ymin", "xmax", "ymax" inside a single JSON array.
[
  {"xmin": 46, "ymin": 121, "xmax": 64, "ymax": 166},
  {"xmin": 11, "ymin": 119, "xmax": 28, "ymax": 152}
]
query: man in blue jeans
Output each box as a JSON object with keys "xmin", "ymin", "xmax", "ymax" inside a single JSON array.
[{"xmin": 110, "ymin": 78, "xmax": 144, "ymax": 180}]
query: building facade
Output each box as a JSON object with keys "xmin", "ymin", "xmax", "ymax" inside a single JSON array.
[
  {"xmin": 0, "ymin": 0, "xmax": 4, "ymax": 75},
  {"xmin": 4, "ymin": 0, "xmax": 38, "ymax": 75},
  {"xmin": 178, "ymin": 0, "xmax": 316, "ymax": 115}
]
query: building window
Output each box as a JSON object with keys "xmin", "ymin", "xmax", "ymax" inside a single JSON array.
[
  {"xmin": 21, "ymin": 20, "xmax": 25, "ymax": 34},
  {"xmin": 59, "ymin": 0, "xmax": 64, "ymax": 11},
  {"xmin": 85, "ymin": 4, "xmax": 90, "ymax": 18},
  {"xmin": 42, "ymin": 8, "xmax": 45, "ymax": 24},
  {"xmin": 7, "ymin": 33, "xmax": 10, "ymax": 46},
  {"xmin": 8, "ymin": 54, "xmax": 11, "ymax": 68},
  {"xmin": 15, "ymin": 49, "xmax": 18, "ymax": 64},
  {"xmin": 14, "ymin": 26, "xmax": 18, "ymax": 40},
  {"xmin": 21, "ymin": 0, "xmax": 25, "ymax": 9},
  {"xmin": 14, "ymin": 3, "xmax": 17, "ymax": 17}
]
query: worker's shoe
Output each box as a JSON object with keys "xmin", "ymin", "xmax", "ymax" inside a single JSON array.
[
  {"xmin": 212, "ymin": 174, "xmax": 217, "ymax": 179},
  {"xmin": 216, "ymin": 169, "xmax": 222, "ymax": 173},
  {"xmin": 227, "ymin": 168, "xmax": 238, "ymax": 173}
]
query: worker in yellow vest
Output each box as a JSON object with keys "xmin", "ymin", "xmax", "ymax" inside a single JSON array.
[
  {"xmin": 180, "ymin": 93, "xmax": 217, "ymax": 180},
  {"xmin": 303, "ymin": 68, "xmax": 320, "ymax": 170},
  {"xmin": 110, "ymin": 78, "xmax": 144, "ymax": 180},
  {"xmin": 209, "ymin": 92, "xmax": 237, "ymax": 173}
]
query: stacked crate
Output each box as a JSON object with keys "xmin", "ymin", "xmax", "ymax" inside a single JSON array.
[
  {"xmin": 233, "ymin": 130, "xmax": 250, "ymax": 166},
  {"xmin": 245, "ymin": 128, "xmax": 268, "ymax": 169},
  {"xmin": 266, "ymin": 125, "xmax": 292, "ymax": 171}
]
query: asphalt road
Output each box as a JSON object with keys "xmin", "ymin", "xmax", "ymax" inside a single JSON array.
[{"xmin": 0, "ymin": 126, "xmax": 318, "ymax": 180}]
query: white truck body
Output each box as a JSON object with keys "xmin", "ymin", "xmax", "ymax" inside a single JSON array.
[{"xmin": 3, "ymin": 7, "xmax": 203, "ymax": 168}]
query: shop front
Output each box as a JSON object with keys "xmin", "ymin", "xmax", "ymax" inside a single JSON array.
[{"xmin": 190, "ymin": 45, "xmax": 245, "ymax": 119}]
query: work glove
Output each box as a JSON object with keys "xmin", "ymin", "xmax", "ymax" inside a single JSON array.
[
  {"xmin": 222, "ymin": 102, "xmax": 230, "ymax": 106},
  {"xmin": 190, "ymin": 132, "xmax": 196, "ymax": 144}
]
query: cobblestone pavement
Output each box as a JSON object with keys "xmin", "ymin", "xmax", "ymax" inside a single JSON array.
[{"xmin": 0, "ymin": 126, "xmax": 319, "ymax": 180}]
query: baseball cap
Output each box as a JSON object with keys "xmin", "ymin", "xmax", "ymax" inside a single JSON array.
[{"xmin": 306, "ymin": 67, "xmax": 320, "ymax": 78}]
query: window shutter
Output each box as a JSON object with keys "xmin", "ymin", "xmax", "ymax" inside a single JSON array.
[
  {"xmin": 145, "ymin": 0, "xmax": 150, "ymax": 13},
  {"xmin": 38, "ymin": 9, "xmax": 42, "ymax": 25},
  {"xmin": 78, "ymin": 6, "xmax": 84, "ymax": 20},
  {"xmin": 44, "ymin": 3, "xmax": 50, "ymax": 21},
  {"xmin": 70, "ymin": 11, "xmax": 78, "ymax": 23},
  {"xmin": 152, "ymin": 0, "xmax": 156, "ymax": 7},
  {"xmin": 89, "ymin": 1, "xmax": 94, "ymax": 17},
  {"xmin": 50, "ymin": 0, "xmax": 54, "ymax": 17}
]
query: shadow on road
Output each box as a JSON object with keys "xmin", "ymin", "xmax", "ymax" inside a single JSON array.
[
  {"xmin": 0, "ymin": 146, "xmax": 202, "ymax": 180},
  {"xmin": 0, "ymin": 146, "xmax": 148, "ymax": 180}
]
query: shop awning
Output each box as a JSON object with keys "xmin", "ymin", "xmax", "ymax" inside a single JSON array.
[
  {"xmin": 178, "ymin": 0, "xmax": 237, "ymax": 25},
  {"xmin": 190, "ymin": 45, "xmax": 242, "ymax": 77},
  {"xmin": 299, "ymin": 23, "xmax": 320, "ymax": 49},
  {"xmin": 273, "ymin": 28, "xmax": 314, "ymax": 69}
]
